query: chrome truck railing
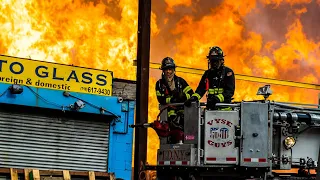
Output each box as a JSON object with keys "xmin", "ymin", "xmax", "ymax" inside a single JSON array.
[
  {"xmin": 159, "ymin": 102, "xmax": 240, "ymax": 110},
  {"xmin": 271, "ymin": 101, "xmax": 320, "ymax": 125}
]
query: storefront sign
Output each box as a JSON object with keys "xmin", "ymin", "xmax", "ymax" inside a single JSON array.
[{"xmin": 0, "ymin": 55, "xmax": 113, "ymax": 96}]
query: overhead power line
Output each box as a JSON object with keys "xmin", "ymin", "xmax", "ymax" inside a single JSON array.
[{"xmin": 133, "ymin": 60, "xmax": 320, "ymax": 91}]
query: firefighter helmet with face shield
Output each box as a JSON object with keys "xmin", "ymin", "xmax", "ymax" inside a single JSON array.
[{"xmin": 207, "ymin": 46, "xmax": 225, "ymax": 69}]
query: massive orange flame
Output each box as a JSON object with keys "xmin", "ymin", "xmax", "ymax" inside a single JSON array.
[
  {"xmin": 0, "ymin": 0, "xmax": 319, "ymax": 169},
  {"xmin": 0, "ymin": 0, "xmax": 159, "ymax": 79},
  {"xmin": 148, "ymin": 0, "xmax": 320, "ymax": 164}
]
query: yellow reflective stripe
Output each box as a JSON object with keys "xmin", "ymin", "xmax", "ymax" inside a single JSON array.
[
  {"xmin": 166, "ymin": 97, "xmax": 171, "ymax": 103},
  {"xmin": 185, "ymin": 93, "xmax": 190, "ymax": 100},
  {"xmin": 218, "ymin": 107, "xmax": 232, "ymax": 111},
  {"xmin": 156, "ymin": 90, "xmax": 163, "ymax": 96},
  {"xmin": 177, "ymin": 110, "xmax": 184, "ymax": 113},
  {"xmin": 215, "ymin": 94, "xmax": 224, "ymax": 102},
  {"xmin": 168, "ymin": 110, "xmax": 176, "ymax": 117},
  {"xmin": 183, "ymin": 86, "xmax": 192, "ymax": 93},
  {"xmin": 208, "ymin": 88, "xmax": 223, "ymax": 93},
  {"xmin": 192, "ymin": 93, "xmax": 201, "ymax": 100},
  {"xmin": 208, "ymin": 88, "xmax": 224, "ymax": 94}
]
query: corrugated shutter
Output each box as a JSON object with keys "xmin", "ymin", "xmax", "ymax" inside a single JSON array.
[{"xmin": 0, "ymin": 110, "xmax": 110, "ymax": 172}]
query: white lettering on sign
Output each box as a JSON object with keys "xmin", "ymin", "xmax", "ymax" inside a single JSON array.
[
  {"xmin": 161, "ymin": 150, "xmax": 186, "ymax": 161},
  {"xmin": 185, "ymin": 135, "xmax": 195, "ymax": 140}
]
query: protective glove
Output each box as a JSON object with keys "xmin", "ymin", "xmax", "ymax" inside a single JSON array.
[
  {"xmin": 206, "ymin": 96, "xmax": 219, "ymax": 110},
  {"xmin": 184, "ymin": 96, "xmax": 198, "ymax": 107}
]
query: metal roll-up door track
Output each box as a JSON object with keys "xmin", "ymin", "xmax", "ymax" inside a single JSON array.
[{"xmin": 0, "ymin": 110, "xmax": 110, "ymax": 172}]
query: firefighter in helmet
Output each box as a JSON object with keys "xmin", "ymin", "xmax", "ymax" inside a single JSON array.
[
  {"xmin": 155, "ymin": 57, "xmax": 194, "ymax": 143},
  {"xmin": 184, "ymin": 46, "xmax": 235, "ymax": 110}
]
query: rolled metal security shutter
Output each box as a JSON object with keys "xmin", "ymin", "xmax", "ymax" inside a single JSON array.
[{"xmin": 0, "ymin": 110, "xmax": 110, "ymax": 172}]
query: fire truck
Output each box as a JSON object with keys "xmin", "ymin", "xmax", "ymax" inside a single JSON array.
[{"xmin": 131, "ymin": 85, "xmax": 319, "ymax": 180}]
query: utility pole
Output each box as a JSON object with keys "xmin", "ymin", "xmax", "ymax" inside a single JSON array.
[
  {"xmin": 134, "ymin": 0, "xmax": 151, "ymax": 179},
  {"xmin": 317, "ymin": 145, "xmax": 319, "ymax": 180},
  {"xmin": 317, "ymin": 94, "xmax": 320, "ymax": 180}
]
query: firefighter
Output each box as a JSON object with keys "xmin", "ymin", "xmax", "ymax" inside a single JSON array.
[
  {"xmin": 155, "ymin": 57, "xmax": 194, "ymax": 143},
  {"xmin": 184, "ymin": 46, "xmax": 235, "ymax": 110}
]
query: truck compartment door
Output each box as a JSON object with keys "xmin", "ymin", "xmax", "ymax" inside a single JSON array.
[
  {"xmin": 240, "ymin": 102, "xmax": 270, "ymax": 167},
  {"xmin": 204, "ymin": 110, "xmax": 239, "ymax": 165}
]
